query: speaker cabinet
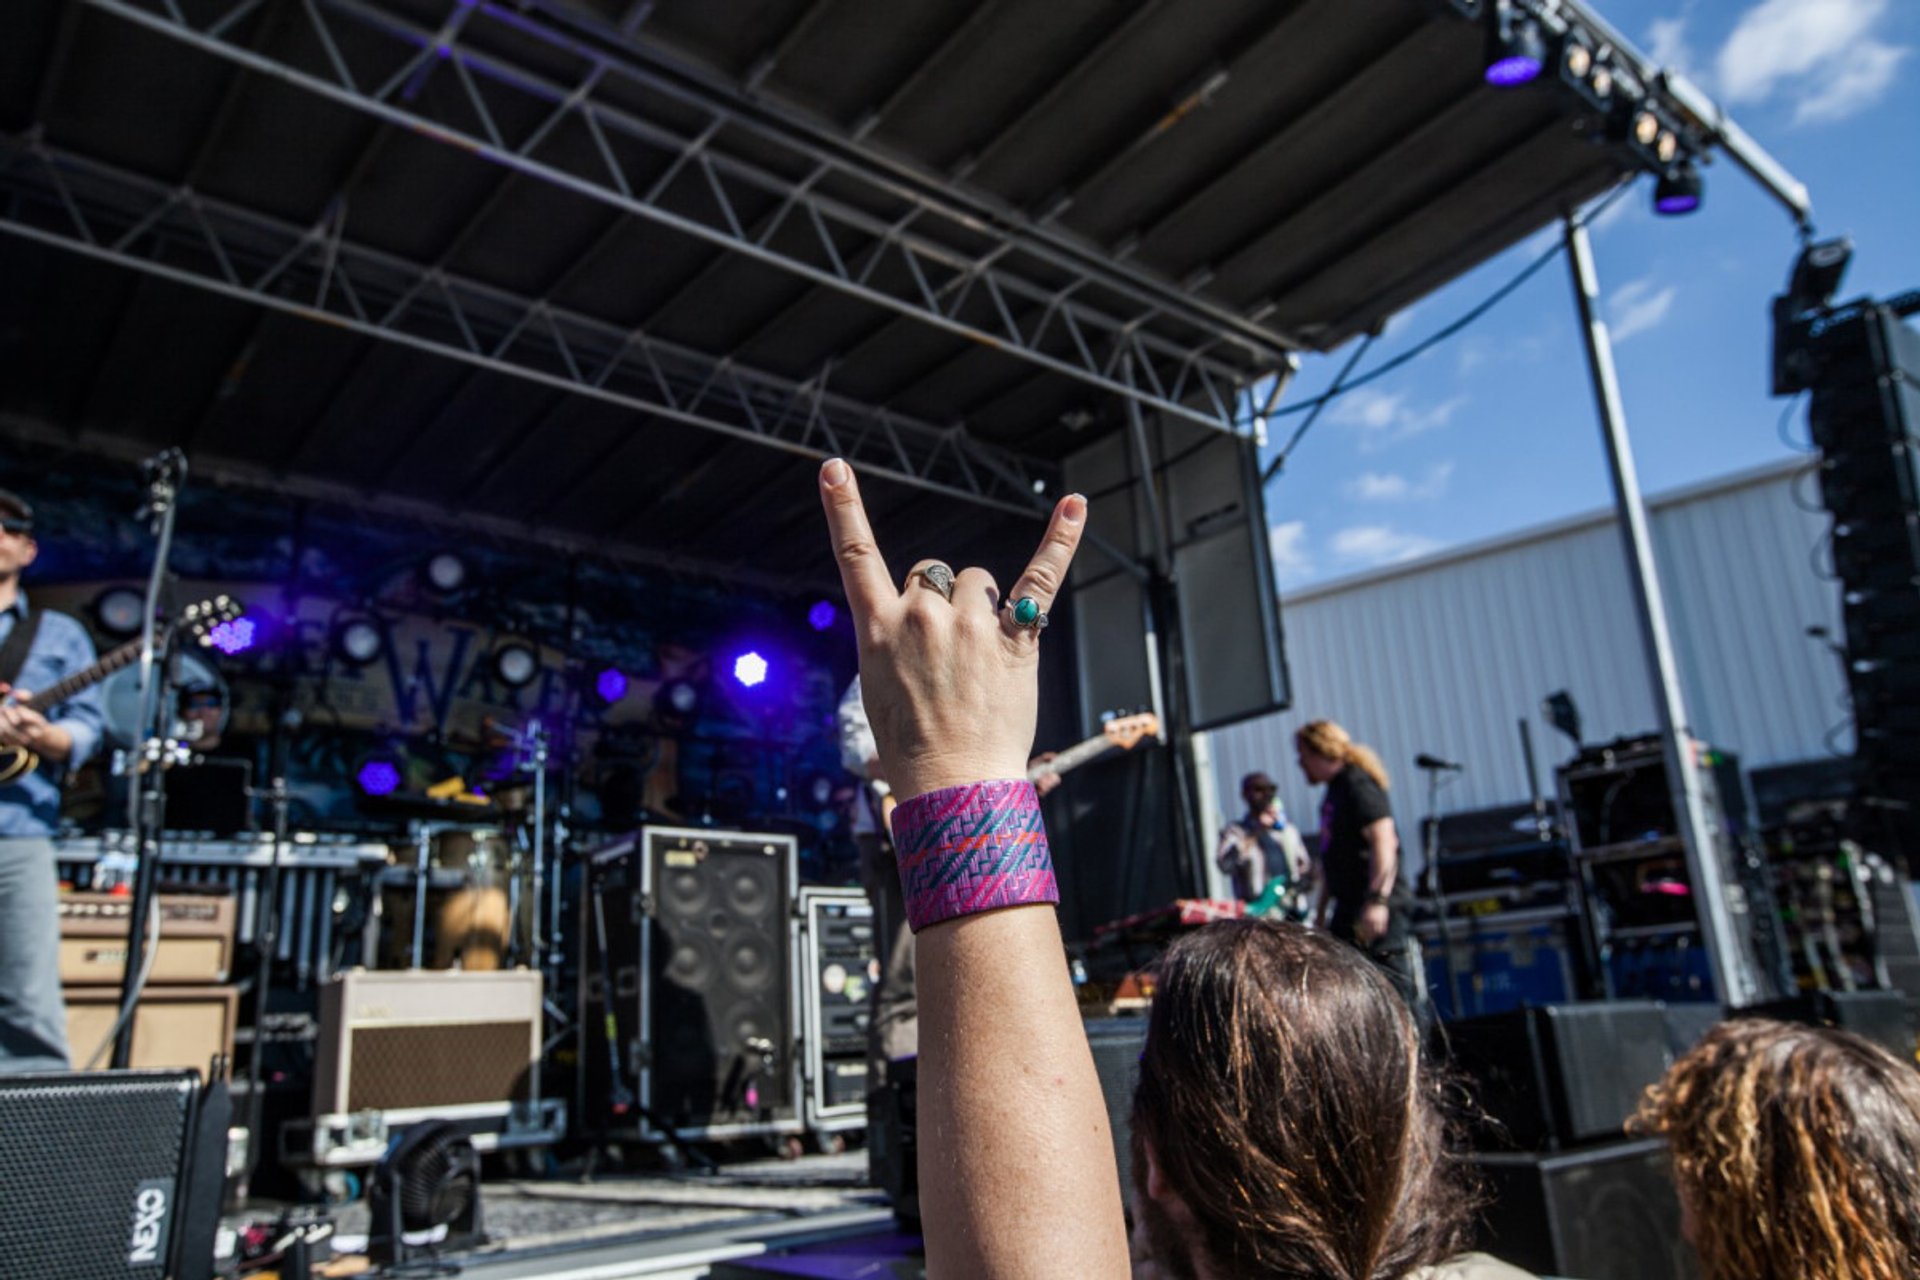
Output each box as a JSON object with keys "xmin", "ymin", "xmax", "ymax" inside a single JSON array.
[
  {"xmin": 63, "ymin": 985, "xmax": 238, "ymax": 1078},
  {"xmin": 1446, "ymin": 1001, "xmax": 1670, "ymax": 1150},
  {"xmin": 59, "ymin": 892, "xmax": 238, "ymax": 985},
  {"xmin": 0, "ymin": 1070, "xmax": 223, "ymax": 1280},
  {"xmin": 313, "ymin": 969, "xmax": 542, "ymax": 1117},
  {"xmin": 797, "ymin": 887, "xmax": 874, "ymax": 1132},
  {"xmin": 585, "ymin": 826, "xmax": 799, "ymax": 1141},
  {"xmin": 1085, "ymin": 1016, "xmax": 1149, "ymax": 1196},
  {"xmin": 1472, "ymin": 1138, "xmax": 1697, "ymax": 1279},
  {"xmin": 1741, "ymin": 989, "xmax": 1916, "ymax": 1062}
]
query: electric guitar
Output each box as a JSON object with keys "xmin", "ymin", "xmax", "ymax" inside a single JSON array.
[
  {"xmin": 0, "ymin": 595, "xmax": 244, "ymax": 785},
  {"xmin": 872, "ymin": 712, "xmax": 1162, "ymax": 837}
]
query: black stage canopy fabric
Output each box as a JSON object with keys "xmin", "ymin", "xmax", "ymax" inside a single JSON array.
[{"xmin": 0, "ymin": 0, "xmax": 1645, "ymax": 584}]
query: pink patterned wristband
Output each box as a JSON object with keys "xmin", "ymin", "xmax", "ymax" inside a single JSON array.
[{"xmin": 892, "ymin": 779, "xmax": 1058, "ymax": 932}]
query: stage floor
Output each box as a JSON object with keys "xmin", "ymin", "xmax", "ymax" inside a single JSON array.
[{"xmin": 243, "ymin": 1151, "xmax": 908, "ymax": 1279}]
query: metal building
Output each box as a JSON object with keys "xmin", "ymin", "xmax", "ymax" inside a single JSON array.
[{"xmin": 1203, "ymin": 458, "xmax": 1847, "ymax": 871}]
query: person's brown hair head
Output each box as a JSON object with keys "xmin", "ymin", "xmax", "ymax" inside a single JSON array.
[
  {"xmin": 1630, "ymin": 1018, "xmax": 1920, "ymax": 1280},
  {"xmin": 1130, "ymin": 919, "xmax": 1472, "ymax": 1279},
  {"xmin": 1295, "ymin": 719, "xmax": 1390, "ymax": 791}
]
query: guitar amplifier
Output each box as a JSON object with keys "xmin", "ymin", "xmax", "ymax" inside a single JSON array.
[
  {"xmin": 59, "ymin": 892, "xmax": 238, "ymax": 985},
  {"xmin": 798, "ymin": 887, "xmax": 875, "ymax": 1131},
  {"xmin": 63, "ymin": 986, "xmax": 239, "ymax": 1078},
  {"xmin": 312, "ymin": 969, "xmax": 542, "ymax": 1118}
]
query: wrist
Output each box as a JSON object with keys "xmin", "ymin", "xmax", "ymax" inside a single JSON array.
[
  {"xmin": 891, "ymin": 779, "xmax": 1057, "ymax": 931},
  {"xmin": 1364, "ymin": 892, "xmax": 1390, "ymax": 908}
]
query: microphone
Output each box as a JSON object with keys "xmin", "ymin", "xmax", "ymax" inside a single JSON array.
[{"xmin": 1415, "ymin": 753, "xmax": 1464, "ymax": 772}]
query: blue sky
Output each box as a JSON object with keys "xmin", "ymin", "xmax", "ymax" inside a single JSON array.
[{"xmin": 1257, "ymin": 0, "xmax": 1920, "ymax": 590}]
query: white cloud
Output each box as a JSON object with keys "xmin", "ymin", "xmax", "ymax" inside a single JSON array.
[
  {"xmin": 1330, "ymin": 525, "xmax": 1444, "ymax": 567},
  {"xmin": 1648, "ymin": 16, "xmax": 1696, "ymax": 75},
  {"xmin": 1715, "ymin": 0, "xmax": 1908, "ymax": 123},
  {"xmin": 1608, "ymin": 278, "xmax": 1678, "ymax": 343},
  {"xmin": 1268, "ymin": 521, "xmax": 1314, "ymax": 588},
  {"xmin": 1327, "ymin": 389, "xmax": 1466, "ymax": 451},
  {"xmin": 1345, "ymin": 462, "xmax": 1454, "ymax": 502}
]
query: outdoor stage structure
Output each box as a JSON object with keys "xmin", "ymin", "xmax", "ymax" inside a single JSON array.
[{"xmin": 2, "ymin": 0, "xmax": 1813, "ymax": 1001}]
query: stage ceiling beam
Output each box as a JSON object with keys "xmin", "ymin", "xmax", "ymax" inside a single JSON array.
[
  {"xmin": 83, "ymin": 0, "xmax": 1285, "ymax": 438},
  {"xmin": 0, "ymin": 138, "xmax": 1057, "ymax": 519}
]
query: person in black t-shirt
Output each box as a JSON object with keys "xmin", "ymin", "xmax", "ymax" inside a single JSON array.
[{"xmin": 1295, "ymin": 718, "xmax": 1422, "ymax": 1011}]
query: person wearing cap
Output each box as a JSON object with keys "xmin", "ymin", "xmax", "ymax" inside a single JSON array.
[{"xmin": 0, "ymin": 488, "xmax": 106, "ymax": 1072}]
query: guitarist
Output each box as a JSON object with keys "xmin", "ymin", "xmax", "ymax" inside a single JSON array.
[
  {"xmin": 1215, "ymin": 771, "xmax": 1312, "ymax": 920},
  {"xmin": 0, "ymin": 489, "xmax": 106, "ymax": 1072}
]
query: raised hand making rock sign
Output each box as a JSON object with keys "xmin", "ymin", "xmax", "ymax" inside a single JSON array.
[{"xmin": 816, "ymin": 458, "xmax": 1129, "ymax": 1279}]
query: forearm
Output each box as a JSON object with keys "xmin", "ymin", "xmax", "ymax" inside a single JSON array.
[
  {"xmin": 1366, "ymin": 827, "xmax": 1397, "ymax": 898},
  {"xmin": 917, "ymin": 906, "xmax": 1129, "ymax": 1280}
]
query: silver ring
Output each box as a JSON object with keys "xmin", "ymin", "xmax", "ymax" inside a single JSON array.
[
  {"xmin": 1006, "ymin": 595, "xmax": 1049, "ymax": 632},
  {"xmin": 912, "ymin": 563, "xmax": 955, "ymax": 602}
]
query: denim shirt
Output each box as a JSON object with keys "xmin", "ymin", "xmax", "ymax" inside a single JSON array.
[{"xmin": 0, "ymin": 593, "xmax": 106, "ymax": 836}]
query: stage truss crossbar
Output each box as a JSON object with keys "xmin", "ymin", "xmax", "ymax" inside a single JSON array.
[
  {"xmin": 82, "ymin": 0, "xmax": 1283, "ymax": 439},
  {"xmin": 0, "ymin": 137, "xmax": 1058, "ymax": 517}
]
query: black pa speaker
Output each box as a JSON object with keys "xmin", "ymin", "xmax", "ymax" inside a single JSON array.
[
  {"xmin": 1445, "ymin": 1000, "xmax": 1670, "ymax": 1150},
  {"xmin": 1741, "ymin": 989, "xmax": 1916, "ymax": 1063},
  {"xmin": 1472, "ymin": 1138, "xmax": 1697, "ymax": 1279},
  {"xmin": 0, "ymin": 1070, "xmax": 224, "ymax": 1280}
]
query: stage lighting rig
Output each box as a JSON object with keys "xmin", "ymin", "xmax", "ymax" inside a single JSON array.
[
  {"xmin": 330, "ymin": 611, "xmax": 387, "ymax": 668},
  {"xmin": 1485, "ymin": 2, "xmax": 1548, "ymax": 87},
  {"xmin": 1654, "ymin": 159, "xmax": 1703, "ymax": 216},
  {"xmin": 422, "ymin": 550, "xmax": 469, "ymax": 595},
  {"xmin": 491, "ymin": 638, "xmax": 541, "ymax": 689},
  {"xmin": 1558, "ymin": 30, "xmax": 1617, "ymax": 110}
]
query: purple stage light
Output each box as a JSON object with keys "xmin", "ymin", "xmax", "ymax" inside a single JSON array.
[
  {"xmin": 356, "ymin": 759, "xmax": 402, "ymax": 796},
  {"xmin": 1655, "ymin": 191, "xmax": 1700, "ymax": 215},
  {"xmin": 596, "ymin": 667, "xmax": 630, "ymax": 704},
  {"xmin": 807, "ymin": 600, "xmax": 838, "ymax": 632},
  {"xmin": 206, "ymin": 616, "xmax": 257, "ymax": 655},
  {"xmin": 732, "ymin": 651, "xmax": 769, "ymax": 688},
  {"xmin": 1484, "ymin": 54, "xmax": 1542, "ymax": 86}
]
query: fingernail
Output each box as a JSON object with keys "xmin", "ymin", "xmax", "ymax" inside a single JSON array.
[
  {"xmin": 1062, "ymin": 492, "xmax": 1087, "ymax": 523},
  {"xmin": 822, "ymin": 458, "xmax": 850, "ymax": 487}
]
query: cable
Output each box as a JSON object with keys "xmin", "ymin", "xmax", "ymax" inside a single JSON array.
[
  {"xmin": 85, "ymin": 890, "xmax": 162, "ymax": 1069},
  {"xmin": 1789, "ymin": 461, "xmax": 1827, "ymax": 514},
  {"xmin": 1776, "ymin": 391, "xmax": 1813, "ymax": 453},
  {"xmin": 1263, "ymin": 332, "xmax": 1375, "ymax": 485}
]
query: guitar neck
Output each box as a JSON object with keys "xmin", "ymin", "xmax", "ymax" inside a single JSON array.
[
  {"xmin": 1030, "ymin": 733, "xmax": 1119, "ymax": 781},
  {"xmin": 21, "ymin": 639, "xmax": 142, "ymax": 707}
]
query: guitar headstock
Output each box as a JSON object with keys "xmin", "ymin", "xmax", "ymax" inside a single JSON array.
[
  {"xmin": 1101, "ymin": 713, "xmax": 1161, "ymax": 751},
  {"xmin": 181, "ymin": 595, "xmax": 247, "ymax": 648}
]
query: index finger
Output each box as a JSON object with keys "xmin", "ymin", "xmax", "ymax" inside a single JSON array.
[
  {"xmin": 1008, "ymin": 492, "xmax": 1087, "ymax": 616},
  {"xmin": 818, "ymin": 458, "xmax": 895, "ymax": 624}
]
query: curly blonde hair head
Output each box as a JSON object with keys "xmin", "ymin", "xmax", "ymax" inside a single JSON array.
[{"xmin": 1630, "ymin": 1018, "xmax": 1920, "ymax": 1280}]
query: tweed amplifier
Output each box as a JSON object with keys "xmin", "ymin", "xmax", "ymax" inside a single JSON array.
[
  {"xmin": 312, "ymin": 969, "xmax": 543, "ymax": 1118},
  {"xmin": 62, "ymin": 986, "xmax": 239, "ymax": 1078},
  {"xmin": 59, "ymin": 891, "xmax": 238, "ymax": 985}
]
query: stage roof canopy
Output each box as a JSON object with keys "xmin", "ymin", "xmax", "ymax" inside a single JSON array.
[{"xmin": 0, "ymin": 0, "xmax": 1762, "ymax": 585}]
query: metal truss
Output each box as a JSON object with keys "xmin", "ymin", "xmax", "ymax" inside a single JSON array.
[
  {"xmin": 83, "ymin": 0, "xmax": 1283, "ymax": 438},
  {"xmin": 0, "ymin": 137, "xmax": 1058, "ymax": 517}
]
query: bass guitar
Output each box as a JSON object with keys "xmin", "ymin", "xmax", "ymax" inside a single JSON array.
[{"xmin": 0, "ymin": 595, "xmax": 243, "ymax": 785}]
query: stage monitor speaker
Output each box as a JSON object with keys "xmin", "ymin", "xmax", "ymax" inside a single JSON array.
[
  {"xmin": 1062, "ymin": 418, "xmax": 1290, "ymax": 734},
  {"xmin": 1085, "ymin": 1016, "xmax": 1149, "ymax": 1196},
  {"xmin": 1445, "ymin": 1000, "xmax": 1669, "ymax": 1150},
  {"xmin": 312, "ymin": 969, "xmax": 541, "ymax": 1117},
  {"xmin": 1740, "ymin": 989, "xmax": 1916, "ymax": 1063},
  {"xmin": 1471, "ymin": 1138, "xmax": 1697, "ymax": 1280},
  {"xmin": 585, "ymin": 826, "xmax": 799, "ymax": 1141},
  {"xmin": 0, "ymin": 1070, "xmax": 224, "ymax": 1280}
]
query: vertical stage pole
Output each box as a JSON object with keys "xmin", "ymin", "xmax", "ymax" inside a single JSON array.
[{"xmin": 1563, "ymin": 215, "xmax": 1755, "ymax": 1006}]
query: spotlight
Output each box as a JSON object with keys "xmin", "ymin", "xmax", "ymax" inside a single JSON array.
[
  {"xmin": 92, "ymin": 586, "xmax": 147, "ymax": 638},
  {"xmin": 1653, "ymin": 160, "xmax": 1703, "ymax": 216},
  {"xmin": 355, "ymin": 755, "xmax": 404, "ymax": 797},
  {"xmin": 1485, "ymin": 3, "xmax": 1547, "ymax": 87},
  {"xmin": 423, "ymin": 551, "xmax": 468, "ymax": 594},
  {"xmin": 654, "ymin": 678, "xmax": 702, "ymax": 722},
  {"xmin": 1786, "ymin": 236, "xmax": 1854, "ymax": 313},
  {"xmin": 204, "ymin": 616, "xmax": 258, "ymax": 655},
  {"xmin": 1558, "ymin": 32, "xmax": 1616, "ymax": 108},
  {"xmin": 807, "ymin": 600, "xmax": 838, "ymax": 632},
  {"xmin": 594, "ymin": 666, "xmax": 629, "ymax": 705},
  {"xmin": 732, "ymin": 651, "xmax": 769, "ymax": 688},
  {"xmin": 331, "ymin": 613, "xmax": 387, "ymax": 668},
  {"xmin": 491, "ymin": 639, "xmax": 541, "ymax": 689}
]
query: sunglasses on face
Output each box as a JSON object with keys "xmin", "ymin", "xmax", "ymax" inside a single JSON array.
[{"xmin": 0, "ymin": 520, "xmax": 29, "ymax": 535}]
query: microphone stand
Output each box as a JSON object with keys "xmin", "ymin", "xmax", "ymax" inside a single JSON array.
[
  {"xmin": 1419, "ymin": 760, "xmax": 1466, "ymax": 1020},
  {"xmin": 112, "ymin": 449, "xmax": 188, "ymax": 1069}
]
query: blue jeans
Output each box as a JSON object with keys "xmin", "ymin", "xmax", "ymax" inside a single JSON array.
[{"xmin": 0, "ymin": 838, "xmax": 71, "ymax": 1072}]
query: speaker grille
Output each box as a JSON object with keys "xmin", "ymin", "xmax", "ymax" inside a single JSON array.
[
  {"xmin": 347, "ymin": 1021, "xmax": 533, "ymax": 1110},
  {"xmin": 0, "ymin": 1071, "xmax": 196, "ymax": 1279}
]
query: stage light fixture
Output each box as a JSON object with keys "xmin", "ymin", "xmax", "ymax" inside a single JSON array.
[
  {"xmin": 1558, "ymin": 32, "xmax": 1616, "ymax": 108},
  {"xmin": 355, "ymin": 755, "xmax": 404, "ymax": 797},
  {"xmin": 1653, "ymin": 160, "xmax": 1703, "ymax": 216},
  {"xmin": 1485, "ymin": 3, "xmax": 1547, "ymax": 87},
  {"xmin": 595, "ymin": 666, "xmax": 629, "ymax": 705},
  {"xmin": 655, "ymin": 678, "xmax": 701, "ymax": 718},
  {"xmin": 1786, "ymin": 236, "xmax": 1854, "ymax": 313},
  {"xmin": 92, "ymin": 586, "xmax": 147, "ymax": 637},
  {"xmin": 807, "ymin": 600, "xmax": 838, "ymax": 632},
  {"xmin": 332, "ymin": 614, "xmax": 387, "ymax": 667},
  {"xmin": 423, "ymin": 551, "xmax": 468, "ymax": 594},
  {"xmin": 205, "ymin": 616, "xmax": 258, "ymax": 655},
  {"xmin": 732, "ymin": 651, "xmax": 769, "ymax": 688},
  {"xmin": 491, "ymin": 639, "xmax": 541, "ymax": 689}
]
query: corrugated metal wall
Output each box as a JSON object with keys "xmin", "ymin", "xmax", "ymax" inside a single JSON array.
[{"xmin": 1208, "ymin": 460, "xmax": 1848, "ymax": 864}]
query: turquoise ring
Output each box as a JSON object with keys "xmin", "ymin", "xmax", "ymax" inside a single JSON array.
[{"xmin": 1007, "ymin": 596, "xmax": 1049, "ymax": 633}]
